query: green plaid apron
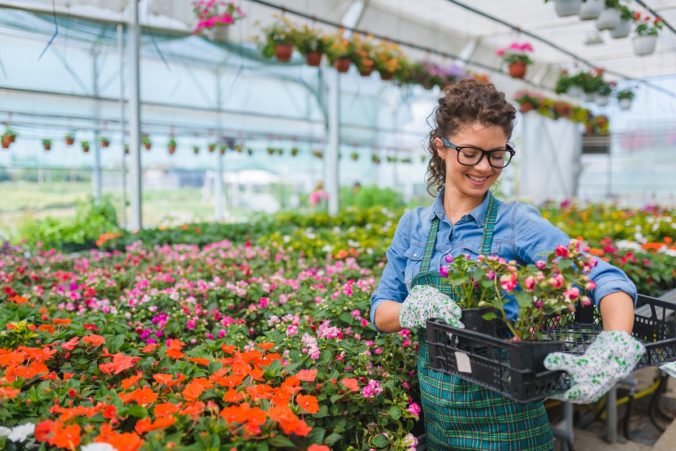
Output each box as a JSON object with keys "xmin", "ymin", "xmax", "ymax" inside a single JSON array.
[{"xmin": 414, "ymin": 195, "xmax": 554, "ymax": 450}]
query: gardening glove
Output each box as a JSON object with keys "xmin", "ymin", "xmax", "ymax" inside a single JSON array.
[
  {"xmin": 544, "ymin": 330, "xmax": 645, "ymax": 404},
  {"xmin": 399, "ymin": 285, "xmax": 464, "ymax": 329},
  {"xmin": 660, "ymin": 362, "xmax": 676, "ymax": 378}
]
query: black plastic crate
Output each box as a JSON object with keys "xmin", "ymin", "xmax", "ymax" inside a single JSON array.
[{"xmin": 426, "ymin": 294, "xmax": 676, "ymax": 403}]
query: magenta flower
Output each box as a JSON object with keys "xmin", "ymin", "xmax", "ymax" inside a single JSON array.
[
  {"xmin": 555, "ymin": 245, "xmax": 569, "ymax": 258},
  {"xmin": 439, "ymin": 265, "xmax": 449, "ymax": 277},
  {"xmin": 524, "ymin": 276, "xmax": 536, "ymax": 291},
  {"xmin": 563, "ymin": 287, "xmax": 580, "ymax": 301},
  {"xmin": 407, "ymin": 402, "xmax": 421, "ymax": 418},
  {"xmin": 500, "ymin": 273, "xmax": 517, "ymax": 292}
]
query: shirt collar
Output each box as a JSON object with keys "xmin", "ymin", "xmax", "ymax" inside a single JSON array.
[{"xmin": 432, "ymin": 188, "xmax": 493, "ymax": 227}]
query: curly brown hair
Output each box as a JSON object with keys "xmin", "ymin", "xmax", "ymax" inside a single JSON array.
[{"xmin": 425, "ymin": 79, "xmax": 516, "ymax": 195}]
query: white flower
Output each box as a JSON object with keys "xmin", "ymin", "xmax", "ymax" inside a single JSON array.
[
  {"xmin": 81, "ymin": 443, "xmax": 117, "ymax": 451},
  {"xmin": 8, "ymin": 423, "xmax": 35, "ymax": 442},
  {"xmin": 0, "ymin": 426, "xmax": 11, "ymax": 437}
]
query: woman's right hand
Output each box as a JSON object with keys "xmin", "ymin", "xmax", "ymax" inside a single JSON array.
[{"xmin": 398, "ymin": 285, "xmax": 464, "ymax": 329}]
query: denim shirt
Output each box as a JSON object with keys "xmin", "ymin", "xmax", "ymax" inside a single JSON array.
[{"xmin": 370, "ymin": 190, "xmax": 637, "ymax": 325}]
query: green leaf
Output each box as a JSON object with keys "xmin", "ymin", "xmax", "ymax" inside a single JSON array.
[
  {"xmin": 481, "ymin": 312, "xmax": 497, "ymax": 321},
  {"xmin": 325, "ymin": 433, "xmax": 343, "ymax": 446},
  {"xmin": 125, "ymin": 405, "xmax": 147, "ymax": 418},
  {"xmin": 371, "ymin": 434, "xmax": 390, "ymax": 448},
  {"xmin": 387, "ymin": 406, "xmax": 401, "ymax": 420},
  {"xmin": 268, "ymin": 436, "xmax": 296, "ymax": 448}
]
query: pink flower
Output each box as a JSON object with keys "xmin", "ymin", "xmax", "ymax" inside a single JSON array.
[
  {"xmin": 445, "ymin": 255, "xmax": 454, "ymax": 263},
  {"xmin": 581, "ymin": 295, "xmax": 592, "ymax": 307},
  {"xmin": 407, "ymin": 402, "xmax": 421, "ymax": 418},
  {"xmin": 286, "ymin": 325, "xmax": 298, "ymax": 337},
  {"xmin": 500, "ymin": 273, "xmax": 517, "ymax": 292},
  {"xmin": 496, "ymin": 48, "xmax": 506, "ymax": 57},
  {"xmin": 555, "ymin": 245, "xmax": 569, "ymax": 258},
  {"xmin": 524, "ymin": 276, "xmax": 536, "ymax": 291},
  {"xmin": 535, "ymin": 260, "xmax": 546, "ymax": 270},
  {"xmin": 585, "ymin": 281, "xmax": 596, "ymax": 290},
  {"xmin": 439, "ymin": 265, "xmax": 449, "ymax": 277},
  {"xmin": 361, "ymin": 379, "xmax": 383, "ymax": 398},
  {"xmin": 548, "ymin": 275, "xmax": 564, "ymax": 289},
  {"xmin": 534, "ymin": 299, "xmax": 544, "ymax": 309},
  {"xmin": 563, "ymin": 287, "xmax": 580, "ymax": 301},
  {"xmin": 487, "ymin": 270, "xmax": 496, "ymax": 281},
  {"xmin": 187, "ymin": 319, "xmax": 196, "ymax": 330}
]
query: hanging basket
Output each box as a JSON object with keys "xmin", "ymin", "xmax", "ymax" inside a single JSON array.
[
  {"xmin": 519, "ymin": 103, "xmax": 534, "ymax": 113},
  {"xmin": 507, "ymin": 61, "xmax": 527, "ymax": 79},
  {"xmin": 553, "ymin": 0, "xmax": 581, "ymax": 18},
  {"xmin": 579, "ymin": 0, "xmax": 603, "ymax": 20},
  {"xmin": 168, "ymin": 146, "xmax": 176, "ymax": 155},
  {"xmin": 274, "ymin": 44, "xmax": 293, "ymax": 62},
  {"xmin": 632, "ymin": 35, "xmax": 657, "ymax": 56},
  {"xmin": 596, "ymin": 8, "xmax": 621, "ymax": 31},
  {"xmin": 304, "ymin": 51, "xmax": 322, "ymax": 67},
  {"xmin": 618, "ymin": 98, "xmax": 633, "ymax": 110},
  {"xmin": 1, "ymin": 136, "xmax": 11, "ymax": 149},
  {"xmin": 566, "ymin": 85, "xmax": 584, "ymax": 98},
  {"xmin": 379, "ymin": 70, "xmax": 394, "ymax": 81},
  {"xmin": 595, "ymin": 94, "xmax": 610, "ymax": 107},
  {"xmin": 358, "ymin": 58, "xmax": 374, "ymax": 76},
  {"xmin": 333, "ymin": 57, "xmax": 351, "ymax": 73},
  {"xmin": 609, "ymin": 19, "xmax": 631, "ymax": 39}
]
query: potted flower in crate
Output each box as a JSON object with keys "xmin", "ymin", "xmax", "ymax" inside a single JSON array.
[
  {"xmin": 291, "ymin": 23, "xmax": 326, "ymax": 67},
  {"xmin": 42, "ymin": 138, "xmax": 52, "ymax": 151},
  {"xmin": 371, "ymin": 40, "xmax": 406, "ymax": 81},
  {"xmin": 616, "ymin": 88, "xmax": 634, "ymax": 110},
  {"xmin": 260, "ymin": 17, "xmax": 295, "ymax": 62},
  {"xmin": 325, "ymin": 32, "xmax": 354, "ymax": 73},
  {"xmin": 192, "ymin": 0, "xmax": 245, "ymax": 41},
  {"xmin": 351, "ymin": 33, "xmax": 376, "ymax": 77},
  {"xmin": 632, "ymin": 13, "xmax": 662, "ymax": 56},
  {"xmin": 496, "ymin": 42, "xmax": 534, "ymax": 79}
]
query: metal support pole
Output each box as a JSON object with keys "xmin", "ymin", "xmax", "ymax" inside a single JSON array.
[
  {"xmin": 128, "ymin": 0, "xmax": 143, "ymax": 230},
  {"xmin": 606, "ymin": 385, "xmax": 618, "ymax": 443},
  {"xmin": 92, "ymin": 49, "xmax": 102, "ymax": 202},
  {"xmin": 117, "ymin": 24, "xmax": 127, "ymax": 228},
  {"xmin": 215, "ymin": 70, "xmax": 225, "ymax": 221},
  {"xmin": 326, "ymin": 68, "xmax": 340, "ymax": 215}
]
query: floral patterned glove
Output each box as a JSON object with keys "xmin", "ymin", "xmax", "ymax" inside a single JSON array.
[
  {"xmin": 399, "ymin": 285, "xmax": 463, "ymax": 329},
  {"xmin": 544, "ymin": 330, "xmax": 645, "ymax": 404},
  {"xmin": 660, "ymin": 362, "xmax": 676, "ymax": 378}
]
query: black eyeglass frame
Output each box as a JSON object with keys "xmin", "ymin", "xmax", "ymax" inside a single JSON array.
[{"xmin": 441, "ymin": 137, "xmax": 515, "ymax": 169}]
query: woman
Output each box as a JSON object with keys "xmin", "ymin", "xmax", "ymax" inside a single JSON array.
[{"xmin": 370, "ymin": 80, "xmax": 644, "ymax": 450}]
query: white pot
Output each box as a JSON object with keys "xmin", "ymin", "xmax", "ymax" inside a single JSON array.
[
  {"xmin": 207, "ymin": 26, "xmax": 229, "ymax": 42},
  {"xmin": 554, "ymin": 0, "xmax": 582, "ymax": 17},
  {"xmin": 632, "ymin": 35, "xmax": 658, "ymax": 56},
  {"xmin": 584, "ymin": 92, "xmax": 596, "ymax": 102},
  {"xmin": 567, "ymin": 85, "xmax": 584, "ymax": 98},
  {"xmin": 595, "ymin": 94, "xmax": 610, "ymax": 106},
  {"xmin": 579, "ymin": 0, "xmax": 603, "ymax": 20},
  {"xmin": 609, "ymin": 19, "xmax": 631, "ymax": 39},
  {"xmin": 618, "ymin": 98, "xmax": 632, "ymax": 110},
  {"xmin": 596, "ymin": 8, "xmax": 621, "ymax": 31}
]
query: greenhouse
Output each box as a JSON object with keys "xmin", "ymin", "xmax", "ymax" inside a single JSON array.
[{"xmin": 0, "ymin": 0, "xmax": 674, "ymax": 450}]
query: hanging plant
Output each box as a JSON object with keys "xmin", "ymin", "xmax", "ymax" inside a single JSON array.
[
  {"xmin": 2, "ymin": 128, "xmax": 15, "ymax": 148},
  {"xmin": 233, "ymin": 144, "xmax": 243, "ymax": 153},
  {"xmin": 514, "ymin": 90, "xmax": 542, "ymax": 113},
  {"xmin": 325, "ymin": 32, "xmax": 354, "ymax": 73},
  {"xmin": 312, "ymin": 149, "xmax": 323, "ymax": 159},
  {"xmin": 596, "ymin": 0, "xmax": 623, "ymax": 31},
  {"xmin": 65, "ymin": 132, "xmax": 75, "ymax": 146},
  {"xmin": 142, "ymin": 134, "xmax": 152, "ymax": 150},
  {"xmin": 192, "ymin": 0, "xmax": 245, "ymax": 39},
  {"xmin": 545, "ymin": 0, "xmax": 582, "ymax": 18},
  {"xmin": 579, "ymin": 0, "xmax": 604, "ymax": 20},
  {"xmin": 371, "ymin": 154, "xmax": 381, "ymax": 165},
  {"xmin": 168, "ymin": 138, "xmax": 177, "ymax": 155},
  {"xmin": 291, "ymin": 23, "xmax": 326, "ymax": 67},
  {"xmin": 260, "ymin": 16, "xmax": 295, "ymax": 62},
  {"xmin": 247, "ymin": 148, "xmax": 254, "ymax": 156},
  {"xmin": 266, "ymin": 146, "xmax": 275, "ymax": 156},
  {"xmin": 352, "ymin": 34, "xmax": 375, "ymax": 76},
  {"xmin": 632, "ymin": 13, "xmax": 662, "ymax": 56},
  {"xmin": 608, "ymin": 5, "xmax": 634, "ymax": 39},
  {"xmin": 372, "ymin": 40, "xmax": 406, "ymax": 81},
  {"xmin": 42, "ymin": 138, "xmax": 52, "ymax": 151},
  {"xmin": 350, "ymin": 151, "xmax": 359, "ymax": 161},
  {"xmin": 290, "ymin": 147, "xmax": 299, "ymax": 157},
  {"xmin": 192, "ymin": 145, "xmax": 200, "ymax": 155},
  {"xmin": 595, "ymin": 82, "xmax": 613, "ymax": 106},
  {"xmin": 81, "ymin": 141, "xmax": 90, "ymax": 153},
  {"xmin": 616, "ymin": 89, "xmax": 634, "ymax": 110},
  {"xmin": 496, "ymin": 42, "xmax": 534, "ymax": 79},
  {"xmin": 219, "ymin": 144, "xmax": 227, "ymax": 155},
  {"xmin": 99, "ymin": 137, "xmax": 110, "ymax": 148},
  {"xmin": 208, "ymin": 143, "xmax": 217, "ymax": 153},
  {"xmin": 124, "ymin": 144, "xmax": 130, "ymax": 155}
]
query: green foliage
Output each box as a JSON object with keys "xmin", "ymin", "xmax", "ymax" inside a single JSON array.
[{"xmin": 340, "ymin": 185, "xmax": 405, "ymax": 210}]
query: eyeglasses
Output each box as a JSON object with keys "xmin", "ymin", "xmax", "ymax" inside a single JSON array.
[{"xmin": 441, "ymin": 137, "xmax": 515, "ymax": 169}]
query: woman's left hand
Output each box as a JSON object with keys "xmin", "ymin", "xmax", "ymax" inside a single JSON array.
[{"xmin": 544, "ymin": 330, "xmax": 645, "ymax": 404}]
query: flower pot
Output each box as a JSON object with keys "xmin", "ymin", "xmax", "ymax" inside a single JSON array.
[
  {"xmin": 1, "ymin": 136, "xmax": 10, "ymax": 148},
  {"xmin": 609, "ymin": 19, "xmax": 631, "ymax": 39},
  {"xmin": 632, "ymin": 35, "xmax": 657, "ymax": 56},
  {"xmin": 333, "ymin": 57, "xmax": 351, "ymax": 73},
  {"xmin": 274, "ymin": 44, "xmax": 293, "ymax": 62},
  {"xmin": 618, "ymin": 98, "xmax": 632, "ymax": 110},
  {"xmin": 379, "ymin": 70, "xmax": 394, "ymax": 81},
  {"xmin": 208, "ymin": 25, "xmax": 228, "ymax": 42},
  {"xmin": 553, "ymin": 0, "xmax": 581, "ymax": 17},
  {"xmin": 100, "ymin": 140, "xmax": 110, "ymax": 148},
  {"xmin": 43, "ymin": 143, "xmax": 52, "ymax": 151},
  {"xmin": 595, "ymin": 94, "xmax": 610, "ymax": 107},
  {"xmin": 508, "ymin": 340, "xmax": 565, "ymax": 372},
  {"xmin": 566, "ymin": 85, "xmax": 584, "ymax": 98},
  {"xmin": 519, "ymin": 103, "xmax": 534, "ymax": 113},
  {"xmin": 596, "ymin": 7, "xmax": 621, "ymax": 31},
  {"xmin": 143, "ymin": 142, "xmax": 151, "ymax": 150},
  {"xmin": 508, "ymin": 61, "xmax": 527, "ymax": 79},
  {"xmin": 304, "ymin": 51, "xmax": 322, "ymax": 67},
  {"xmin": 168, "ymin": 145, "xmax": 176, "ymax": 155},
  {"xmin": 82, "ymin": 146, "xmax": 90, "ymax": 154},
  {"xmin": 579, "ymin": 0, "xmax": 603, "ymax": 20},
  {"xmin": 584, "ymin": 92, "xmax": 595, "ymax": 102},
  {"xmin": 359, "ymin": 65, "xmax": 374, "ymax": 76},
  {"xmin": 65, "ymin": 137, "xmax": 75, "ymax": 146}
]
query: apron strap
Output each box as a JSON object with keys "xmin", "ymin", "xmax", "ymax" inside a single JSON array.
[
  {"xmin": 420, "ymin": 217, "xmax": 440, "ymax": 274},
  {"xmin": 421, "ymin": 194, "xmax": 499, "ymax": 274},
  {"xmin": 480, "ymin": 194, "xmax": 498, "ymax": 255}
]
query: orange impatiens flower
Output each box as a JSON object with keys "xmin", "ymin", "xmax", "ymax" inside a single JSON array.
[
  {"xmin": 308, "ymin": 445, "xmax": 330, "ymax": 451},
  {"xmin": 296, "ymin": 394, "xmax": 320, "ymax": 414},
  {"xmin": 340, "ymin": 378, "xmax": 360, "ymax": 392},
  {"xmin": 180, "ymin": 401, "xmax": 205, "ymax": 419},
  {"xmin": 223, "ymin": 389, "xmax": 245, "ymax": 403},
  {"xmin": 142, "ymin": 343, "xmax": 159, "ymax": 353},
  {"xmin": 0, "ymin": 386, "xmax": 20, "ymax": 399},
  {"xmin": 246, "ymin": 383, "xmax": 274, "ymax": 400},
  {"xmin": 61, "ymin": 337, "xmax": 80, "ymax": 351},
  {"xmin": 182, "ymin": 378, "xmax": 213, "ymax": 401},
  {"xmin": 38, "ymin": 324, "xmax": 55, "ymax": 334},
  {"xmin": 121, "ymin": 373, "xmax": 144, "ymax": 390},
  {"xmin": 154, "ymin": 402, "xmax": 181, "ymax": 418},
  {"xmin": 268, "ymin": 405, "xmax": 312, "ymax": 436},
  {"xmin": 186, "ymin": 356, "xmax": 210, "ymax": 366},
  {"xmin": 257, "ymin": 342, "xmax": 275, "ymax": 351},
  {"xmin": 119, "ymin": 386, "xmax": 158, "ymax": 406},
  {"xmin": 82, "ymin": 334, "xmax": 106, "ymax": 347},
  {"xmin": 296, "ymin": 369, "xmax": 318, "ymax": 382},
  {"xmin": 134, "ymin": 415, "xmax": 176, "ymax": 434},
  {"xmin": 8, "ymin": 295, "xmax": 28, "ymax": 304},
  {"xmin": 95, "ymin": 424, "xmax": 144, "ymax": 451},
  {"xmin": 98, "ymin": 353, "xmax": 141, "ymax": 375},
  {"xmin": 35, "ymin": 420, "xmax": 81, "ymax": 449},
  {"xmin": 52, "ymin": 318, "xmax": 72, "ymax": 326}
]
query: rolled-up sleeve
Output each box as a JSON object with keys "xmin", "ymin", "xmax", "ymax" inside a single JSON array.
[
  {"xmin": 370, "ymin": 210, "xmax": 412, "ymax": 326},
  {"xmin": 513, "ymin": 203, "xmax": 637, "ymax": 306}
]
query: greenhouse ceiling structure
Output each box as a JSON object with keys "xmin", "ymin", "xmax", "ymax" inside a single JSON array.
[{"xmin": 0, "ymin": 0, "xmax": 675, "ymax": 230}]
